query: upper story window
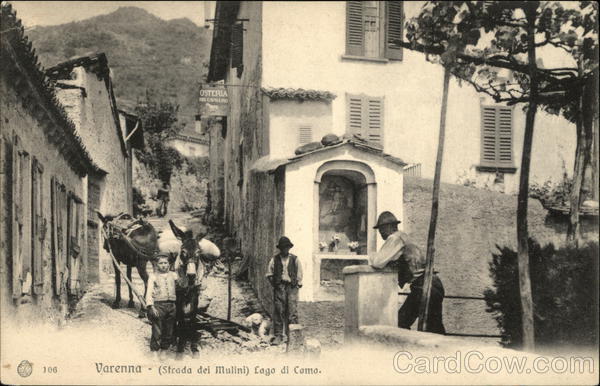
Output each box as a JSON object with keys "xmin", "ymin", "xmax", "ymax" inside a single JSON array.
[
  {"xmin": 346, "ymin": 94, "xmax": 384, "ymax": 147},
  {"xmin": 345, "ymin": 1, "xmax": 403, "ymax": 61},
  {"xmin": 298, "ymin": 126, "xmax": 313, "ymax": 145},
  {"xmin": 480, "ymin": 105, "xmax": 515, "ymax": 170}
]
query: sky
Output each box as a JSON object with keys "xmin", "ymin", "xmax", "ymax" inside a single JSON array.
[{"xmin": 10, "ymin": 1, "xmax": 214, "ymax": 28}]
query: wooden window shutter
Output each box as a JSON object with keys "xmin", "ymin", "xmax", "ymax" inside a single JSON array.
[
  {"xmin": 32, "ymin": 158, "xmax": 45, "ymax": 294},
  {"xmin": 481, "ymin": 106, "xmax": 498, "ymax": 166},
  {"xmin": 50, "ymin": 177, "xmax": 58, "ymax": 295},
  {"xmin": 366, "ymin": 96, "xmax": 384, "ymax": 145},
  {"xmin": 11, "ymin": 134, "xmax": 22, "ymax": 298},
  {"xmin": 385, "ymin": 1, "xmax": 403, "ymax": 60},
  {"xmin": 231, "ymin": 23, "xmax": 244, "ymax": 74},
  {"xmin": 347, "ymin": 94, "xmax": 364, "ymax": 136},
  {"xmin": 346, "ymin": 1, "xmax": 364, "ymax": 56},
  {"xmin": 480, "ymin": 106, "xmax": 513, "ymax": 167},
  {"xmin": 298, "ymin": 127, "xmax": 313, "ymax": 145},
  {"xmin": 497, "ymin": 107, "xmax": 513, "ymax": 165}
]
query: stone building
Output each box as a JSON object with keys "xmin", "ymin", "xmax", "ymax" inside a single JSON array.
[
  {"xmin": 207, "ymin": 2, "xmax": 409, "ymax": 304},
  {"xmin": 0, "ymin": 3, "xmax": 105, "ymax": 322},
  {"xmin": 46, "ymin": 53, "xmax": 141, "ymax": 281},
  {"xmin": 205, "ymin": 2, "xmax": 579, "ymax": 306}
]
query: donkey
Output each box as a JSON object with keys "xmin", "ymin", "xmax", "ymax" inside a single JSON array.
[
  {"xmin": 97, "ymin": 212, "xmax": 158, "ymax": 317},
  {"xmin": 168, "ymin": 219, "xmax": 207, "ymax": 357}
]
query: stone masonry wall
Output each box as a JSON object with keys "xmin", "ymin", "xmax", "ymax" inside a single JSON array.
[{"xmin": 1, "ymin": 76, "xmax": 86, "ymax": 324}]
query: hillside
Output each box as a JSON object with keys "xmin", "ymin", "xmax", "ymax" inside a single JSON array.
[{"xmin": 28, "ymin": 6, "xmax": 211, "ymax": 130}]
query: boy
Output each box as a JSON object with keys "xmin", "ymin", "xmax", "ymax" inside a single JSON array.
[
  {"xmin": 146, "ymin": 254, "xmax": 178, "ymax": 358},
  {"xmin": 266, "ymin": 236, "xmax": 303, "ymax": 345}
]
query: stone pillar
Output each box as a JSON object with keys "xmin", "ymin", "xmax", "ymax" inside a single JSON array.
[
  {"xmin": 343, "ymin": 265, "xmax": 398, "ymax": 340},
  {"xmin": 286, "ymin": 324, "xmax": 304, "ymax": 353}
]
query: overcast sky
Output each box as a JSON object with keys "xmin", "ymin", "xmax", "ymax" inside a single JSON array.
[{"xmin": 10, "ymin": 1, "xmax": 213, "ymax": 28}]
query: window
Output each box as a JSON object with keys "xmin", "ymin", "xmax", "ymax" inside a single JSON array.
[
  {"xmin": 479, "ymin": 105, "xmax": 515, "ymax": 170},
  {"xmin": 346, "ymin": 94, "xmax": 384, "ymax": 146},
  {"xmin": 345, "ymin": 1, "xmax": 403, "ymax": 60},
  {"xmin": 298, "ymin": 126, "xmax": 313, "ymax": 145}
]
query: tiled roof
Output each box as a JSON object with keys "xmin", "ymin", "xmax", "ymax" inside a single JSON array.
[
  {"xmin": 0, "ymin": 3, "xmax": 104, "ymax": 176},
  {"xmin": 251, "ymin": 138, "xmax": 406, "ymax": 173},
  {"xmin": 261, "ymin": 87, "xmax": 337, "ymax": 102}
]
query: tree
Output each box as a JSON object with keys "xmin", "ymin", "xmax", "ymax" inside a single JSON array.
[
  {"xmin": 397, "ymin": 1, "xmax": 598, "ymax": 350},
  {"xmin": 419, "ymin": 68, "xmax": 451, "ymax": 331},
  {"xmin": 134, "ymin": 90, "xmax": 185, "ymax": 184}
]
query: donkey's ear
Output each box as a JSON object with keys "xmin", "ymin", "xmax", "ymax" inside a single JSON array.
[
  {"xmin": 169, "ymin": 219, "xmax": 185, "ymax": 240},
  {"xmin": 96, "ymin": 211, "xmax": 106, "ymax": 223}
]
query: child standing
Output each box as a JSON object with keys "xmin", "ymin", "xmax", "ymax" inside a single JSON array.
[
  {"xmin": 266, "ymin": 236, "xmax": 303, "ymax": 345},
  {"xmin": 146, "ymin": 254, "xmax": 178, "ymax": 358}
]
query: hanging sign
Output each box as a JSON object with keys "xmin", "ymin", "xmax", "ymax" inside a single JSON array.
[{"xmin": 199, "ymin": 83, "xmax": 228, "ymax": 116}]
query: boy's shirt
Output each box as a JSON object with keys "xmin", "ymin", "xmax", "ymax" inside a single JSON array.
[
  {"xmin": 146, "ymin": 271, "xmax": 178, "ymax": 306},
  {"xmin": 266, "ymin": 254, "xmax": 303, "ymax": 286}
]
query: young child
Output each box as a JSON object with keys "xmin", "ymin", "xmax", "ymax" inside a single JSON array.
[
  {"xmin": 146, "ymin": 254, "xmax": 178, "ymax": 358},
  {"xmin": 266, "ymin": 236, "xmax": 303, "ymax": 345}
]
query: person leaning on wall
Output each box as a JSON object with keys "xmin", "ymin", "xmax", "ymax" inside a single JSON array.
[{"xmin": 370, "ymin": 211, "xmax": 446, "ymax": 334}]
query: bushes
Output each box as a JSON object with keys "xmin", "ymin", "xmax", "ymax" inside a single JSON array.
[{"xmin": 484, "ymin": 239, "xmax": 599, "ymax": 349}]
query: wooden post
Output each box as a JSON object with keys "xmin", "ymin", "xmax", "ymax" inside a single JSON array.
[
  {"xmin": 516, "ymin": 5, "xmax": 539, "ymax": 351},
  {"xmin": 418, "ymin": 68, "xmax": 450, "ymax": 332},
  {"xmin": 223, "ymin": 237, "xmax": 236, "ymax": 321},
  {"xmin": 227, "ymin": 255, "xmax": 232, "ymax": 321}
]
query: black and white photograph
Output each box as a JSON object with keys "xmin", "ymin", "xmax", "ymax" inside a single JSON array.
[{"xmin": 1, "ymin": 1, "xmax": 598, "ymax": 384}]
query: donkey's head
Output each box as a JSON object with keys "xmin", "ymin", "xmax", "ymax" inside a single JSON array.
[{"xmin": 169, "ymin": 219, "xmax": 203, "ymax": 283}]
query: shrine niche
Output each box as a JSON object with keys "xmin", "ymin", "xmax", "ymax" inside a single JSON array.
[{"xmin": 318, "ymin": 170, "xmax": 367, "ymax": 255}]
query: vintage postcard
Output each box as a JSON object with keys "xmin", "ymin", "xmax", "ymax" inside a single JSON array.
[{"xmin": 1, "ymin": 1, "xmax": 598, "ymax": 384}]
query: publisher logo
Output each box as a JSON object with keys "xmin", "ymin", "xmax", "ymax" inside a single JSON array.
[{"xmin": 17, "ymin": 360, "xmax": 33, "ymax": 378}]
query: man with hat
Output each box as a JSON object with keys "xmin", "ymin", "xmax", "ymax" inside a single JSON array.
[
  {"xmin": 371, "ymin": 211, "xmax": 445, "ymax": 334},
  {"xmin": 266, "ymin": 236, "xmax": 303, "ymax": 345}
]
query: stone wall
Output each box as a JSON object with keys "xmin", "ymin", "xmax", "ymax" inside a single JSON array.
[
  {"xmin": 208, "ymin": 120, "xmax": 225, "ymax": 223},
  {"xmin": 0, "ymin": 77, "xmax": 87, "ymax": 324},
  {"xmin": 243, "ymin": 169, "xmax": 285, "ymax": 313},
  {"xmin": 220, "ymin": 2, "xmax": 265, "ymax": 238},
  {"xmin": 54, "ymin": 67, "xmax": 130, "ymax": 278}
]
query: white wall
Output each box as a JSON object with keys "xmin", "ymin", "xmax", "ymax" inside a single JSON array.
[
  {"xmin": 262, "ymin": 1, "xmax": 577, "ymax": 194},
  {"xmin": 167, "ymin": 138, "xmax": 209, "ymax": 158},
  {"xmin": 283, "ymin": 145, "xmax": 403, "ymax": 301},
  {"xmin": 268, "ymin": 99, "xmax": 333, "ymax": 158}
]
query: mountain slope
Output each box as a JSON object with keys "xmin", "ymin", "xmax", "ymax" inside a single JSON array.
[{"xmin": 28, "ymin": 6, "xmax": 211, "ymax": 129}]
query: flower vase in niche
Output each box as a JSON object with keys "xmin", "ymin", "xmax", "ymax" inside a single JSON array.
[
  {"xmin": 348, "ymin": 241, "xmax": 359, "ymax": 254},
  {"xmin": 329, "ymin": 234, "xmax": 340, "ymax": 253},
  {"xmin": 319, "ymin": 242, "xmax": 327, "ymax": 252}
]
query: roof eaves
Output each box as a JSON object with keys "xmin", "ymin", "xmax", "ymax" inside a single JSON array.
[{"xmin": 266, "ymin": 140, "xmax": 406, "ymax": 173}]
